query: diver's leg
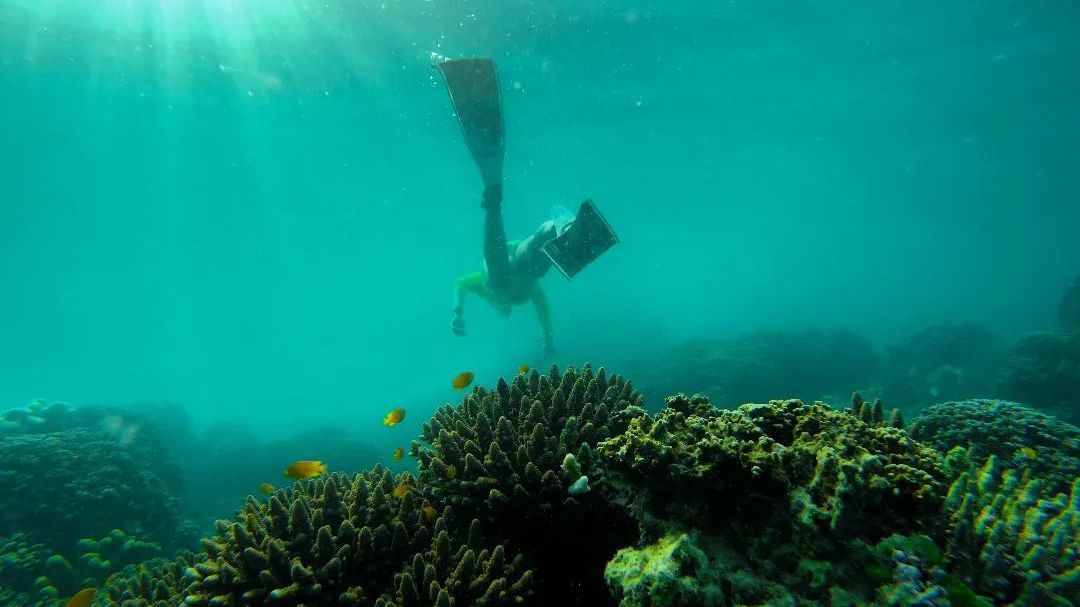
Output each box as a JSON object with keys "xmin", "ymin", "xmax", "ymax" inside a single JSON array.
[{"xmin": 482, "ymin": 184, "xmax": 511, "ymax": 291}]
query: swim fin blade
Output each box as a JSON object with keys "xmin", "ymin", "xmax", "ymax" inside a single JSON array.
[
  {"xmin": 434, "ymin": 57, "xmax": 504, "ymax": 188},
  {"xmin": 542, "ymin": 199, "xmax": 619, "ymax": 279}
]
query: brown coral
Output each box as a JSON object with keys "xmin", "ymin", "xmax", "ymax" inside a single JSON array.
[
  {"xmin": 411, "ymin": 364, "xmax": 645, "ymax": 605},
  {"xmin": 101, "ymin": 468, "xmax": 531, "ymax": 607}
]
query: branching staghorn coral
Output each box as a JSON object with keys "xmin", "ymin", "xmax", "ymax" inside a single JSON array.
[
  {"xmin": 411, "ymin": 364, "xmax": 645, "ymax": 604},
  {"xmin": 100, "ymin": 468, "xmax": 532, "ymax": 607},
  {"xmin": 943, "ymin": 454, "xmax": 1080, "ymax": 606}
]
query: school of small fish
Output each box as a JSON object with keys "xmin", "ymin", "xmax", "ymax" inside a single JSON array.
[{"xmin": 269, "ymin": 370, "xmax": 506, "ymax": 514}]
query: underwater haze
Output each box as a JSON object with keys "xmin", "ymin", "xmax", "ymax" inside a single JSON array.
[{"xmin": 3, "ymin": 0, "xmax": 1080, "ymax": 430}]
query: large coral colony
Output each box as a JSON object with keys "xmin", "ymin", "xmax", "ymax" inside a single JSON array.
[{"xmin": 2, "ymin": 366, "xmax": 1078, "ymax": 607}]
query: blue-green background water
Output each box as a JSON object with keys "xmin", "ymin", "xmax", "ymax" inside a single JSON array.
[{"xmin": 2, "ymin": 0, "xmax": 1078, "ymax": 444}]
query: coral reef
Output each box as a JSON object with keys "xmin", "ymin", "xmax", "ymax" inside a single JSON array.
[
  {"xmin": 411, "ymin": 364, "xmax": 645, "ymax": 605},
  {"xmin": 0, "ymin": 401, "xmax": 197, "ymax": 604},
  {"xmin": 598, "ymin": 395, "xmax": 948, "ymax": 604},
  {"xmin": 0, "ymin": 532, "xmax": 49, "ymax": 605},
  {"xmin": 101, "ymin": 555, "xmax": 197, "ymax": 607},
  {"xmin": 850, "ymin": 392, "xmax": 906, "ymax": 429},
  {"xmin": 0, "ymin": 424, "xmax": 189, "ymax": 552},
  {"xmin": 0, "ymin": 529, "xmax": 162, "ymax": 606},
  {"xmin": 1061, "ymin": 275, "xmax": 1080, "ymax": 329},
  {"xmin": 621, "ymin": 329, "xmax": 880, "ymax": 409},
  {"xmin": 101, "ymin": 468, "xmax": 532, "ymax": 607},
  {"xmin": 996, "ymin": 329, "xmax": 1080, "ymax": 425},
  {"xmin": 943, "ymin": 454, "xmax": 1080, "ymax": 605},
  {"xmin": 910, "ymin": 399, "xmax": 1080, "ymax": 494}
]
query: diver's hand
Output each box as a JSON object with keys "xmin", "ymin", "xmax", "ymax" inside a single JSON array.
[{"xmin": 451, "ymin": 312, "xmax": 466, "ymax": 337}]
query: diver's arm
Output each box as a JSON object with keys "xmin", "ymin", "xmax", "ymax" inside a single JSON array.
[
  {"xmin": 452, "ymin": 272, "xmax": 487, "ymax": 336},
  {"xmin": 530, "ymin": 284, "xmax": 555, "ymax": 356}
]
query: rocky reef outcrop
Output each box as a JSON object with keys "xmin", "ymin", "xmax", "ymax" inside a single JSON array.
[
  {"xmin": 598, "ymin": 395, "xmax": 948, "ymax": 605},
  {"xmin": 996, "ymin": 330, "xmax": 1080, "ymax": 425}
]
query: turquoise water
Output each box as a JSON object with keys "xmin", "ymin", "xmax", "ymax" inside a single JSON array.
[
  {"xmin": 4, "ymin": 1, "xmax": 1079, "ymax": 435},
  {"xmin": 1, "ymin": 3, "xmax": 1079, "ymax": 604}
]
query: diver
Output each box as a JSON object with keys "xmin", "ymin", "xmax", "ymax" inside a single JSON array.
[{"xmin": 435, "ymin": 57, "xmax": 618, "ymax": 358}]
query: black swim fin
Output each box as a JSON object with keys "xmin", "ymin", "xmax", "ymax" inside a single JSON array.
[
  {"xmin": 542, "ymin": 200, "xmax": 619, "ymax": 279},
  {"xmin": 434, "ymin": 58, "xmax": 504, "ymax": 188}
]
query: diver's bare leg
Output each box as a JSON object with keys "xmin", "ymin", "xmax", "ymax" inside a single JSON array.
[{"xmin": 482, "ymin": 184, "xmax": 511, "ymax": 292}]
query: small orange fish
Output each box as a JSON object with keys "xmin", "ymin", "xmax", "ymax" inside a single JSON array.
[
  {"xmin": 518, "ymin": 364, "xmax": 529, "ymax": 375},
  {"xmin": 422, "ymin": 505, "xmax": 438, "ymax": 521},
  {"xmin": 383, "ymin": 408, "xmax": 406, "ymax": 427},
  {"xmin": 392, "ymin": 482, "xmax": 415, "ymax": 499},
  {"xmin": 451, "ymin": 371, "xmax": 475, "ymax": 391},
  {"xmin": 65, "ymin": 589, "xmax": 97, "ymax": 607},
  {"xmin": 392, "ymin": 446, "xmax": 405, "ymax": 461},
  {"xmin": 259, "ymin": 482, "xmax": 275, "ymax": 495},
  {"xmin": 445, "ymin": 464, "xmax": 458, "ymax": 479},
  {"xmin": 284, "ymin": 460, "xmax": 327, "ymax": 480}
]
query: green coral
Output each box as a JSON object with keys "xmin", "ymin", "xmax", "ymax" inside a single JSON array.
[
  {"xmin": 604, "ymin": 532, "xmax": 724, "ymax": 607},
  {"xmin": 910, "ymin": 399, "xmax": 1080, "ymax": 494},
  {"xmin": 598, "ymin": 395, "xmax": 948, "ymax": 604},
  {"xmin": 100, "ymin": 468, "xmax": 532, "ymax": 607},
  {"xmin": 943, "ymin": 454, "xmax": 1080, "ymax": 605},
  {"xmin": 0, "ymin": 532, "xmax": 49, "ymax": 605},
  {"xmin": 101, "ymin": 555, "xmax": 198, "ymax": 606},
  {"xmin": 0, "ymin": 528, "xmax": 162, "ymax": 606},
  {"xmin": 0, "ymin": 401, "xmax": 193, "ymax": 553},
  {"xmin": 411, "ymin": 364, "xmax": 645, "ymax": 604}
]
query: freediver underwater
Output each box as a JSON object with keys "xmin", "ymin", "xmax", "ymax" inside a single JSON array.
[{"xmin": 434, "ymin": 57, "xmax": 619, "ymax": 359}]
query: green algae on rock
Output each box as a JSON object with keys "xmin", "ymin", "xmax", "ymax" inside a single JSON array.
[
  {"xmin": 598, "ymin": 395, "xmax": 948, "ymax": 605},
  {"xmin": 411, "ymin": 364, "xmax": 644, "ymax": 605},
  {"xmin": 604, "ymin": 532, "xmax": 724, "ymax": 607},
  {"xmin": 601, "ymin": 395, "xmax": 946, "ymax": 540}
]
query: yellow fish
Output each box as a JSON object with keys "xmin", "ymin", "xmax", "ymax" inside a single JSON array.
[
  {"xmin": 518, "ymin": 364, "xmax": 529, "ymax": 375},
  {"xmin": 65, "ymin": 589, "xmax": 97, "ymax": 607},
  {"xmin": 383, "ymin": 408, "xmax": 406, "ymax": 427},
  {"xmin": 422, "ymin": 504, "xmax": 438, "ymax": 522},
  {"xmin": 283, "ymin": 460, "xmax": 327, "ymax": 480},
  {"xmin": 392, "ymin": 446, "xmax": 405, "ymax": 461},
  {"xmin": 446, "ymin": 464, "xmax": 458, "ymax": 480},
  {"xmin": 1017, "ymin": 447, "xmax": 1037, "ymax": 459},
  {"xmin": 259, "ymin": 482, "xmax": 275, "ymax": 495},
  {"xmin": 392, "ymin": 482, "xmax": 415, "ymax": 499},
  {"xmin": 451, "ymin": 371, "xmax": 475, "ymax": 391}
]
